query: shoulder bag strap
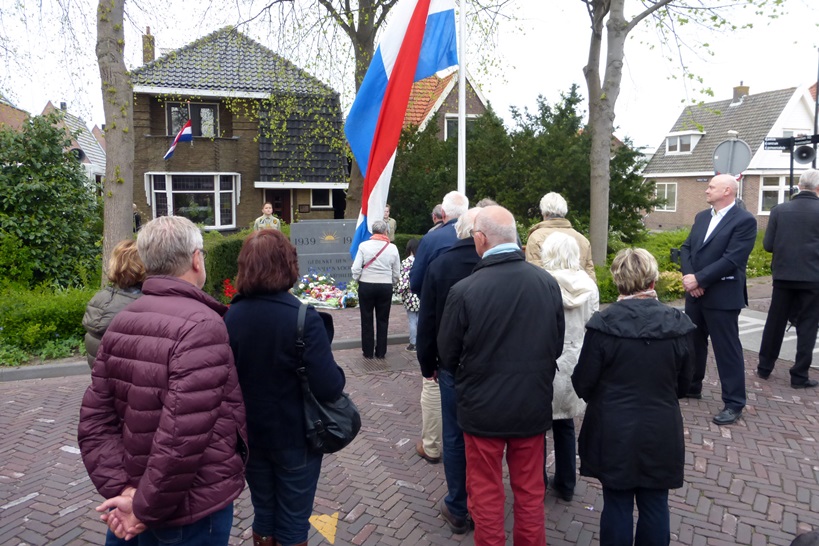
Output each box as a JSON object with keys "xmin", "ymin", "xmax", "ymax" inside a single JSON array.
[
  {"xmin": 296, "ymin": 302, "xmax": 309, "ymax": 381},
  {"xmin": 363, "ymin": 242, "xmax": 390, "ymax": 270}
]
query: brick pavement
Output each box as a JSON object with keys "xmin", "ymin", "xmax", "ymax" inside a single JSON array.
[{"xmin": 3, "ymin": 294, "xmax": 819, "ymax": 545}]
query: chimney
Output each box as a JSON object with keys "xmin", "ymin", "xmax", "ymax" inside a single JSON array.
[
  {"xmin": 143, "ymin": 27, "xmax": 155, "ymax": 64},
  {"xmin": 733, "ymin": 81, "xmax": 749, "ymax": 102},
  {"xmin": 60, "ymin": 102, "xmax": 67, "ymax": 111}
]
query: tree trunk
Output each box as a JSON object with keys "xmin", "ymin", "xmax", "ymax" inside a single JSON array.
[{"xmin": 96, "ymin": 0, "xmax": 134, "ymax": 284}]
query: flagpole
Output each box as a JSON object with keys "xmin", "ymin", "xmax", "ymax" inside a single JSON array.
[{"xmin": 457, "ymin": 0, "xmax": 466, "ymax": 195}]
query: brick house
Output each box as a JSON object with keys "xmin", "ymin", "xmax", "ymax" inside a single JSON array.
[
  {"xmin": 0, "ymin": 93, "xmax": 28, "ymax": 131},
  {"xmin": 130, "ymin": 27, "xmax": 346, "ymax": 230},
  {"xmin": 643, "ymin": 83, "xmax": 817, "ymax": 232},
  {"xmin": 404, "ymin": 69, "xmax": 488, "ymax": 137}
]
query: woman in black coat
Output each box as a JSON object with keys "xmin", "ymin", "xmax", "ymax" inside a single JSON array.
[
  {"xmin": 572, "ymin": 248, "xmax": 695, "ymax": 546},
  {"xmin": 224, "ymin": 230, "xmax": 345, "ymax": 546}
]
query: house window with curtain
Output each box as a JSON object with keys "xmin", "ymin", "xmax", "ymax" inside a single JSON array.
[
  {"xmin": 654, "ymin": 182, "xmax": 677, "ymax": 212},
  {"xmin": 166, "ymin": 102, "xmax": 219, "ymax": 138},
  {"xmin": 760, "ymin": 175, "xmax": 795, "ymax": 213},
  {"xmin": 149, "ymin": 173, "xmax": 238, "ymax": 229},
  {"xmin": 665, "ymin": 132, "xmax": 703, "ymax": 155}
]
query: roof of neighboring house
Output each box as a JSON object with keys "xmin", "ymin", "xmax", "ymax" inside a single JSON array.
[
  {"xmin": 0, "ymin": 94, "xmax": 29, "ymax": 130},
  {"xmin": 403, "ymin": 70, "xmax": 488, "ymax": 132},
  {"xmin": 132, "ymin": 27, "xmax": 335, "ymax": 98},
  {"xmin": 42, "ymin": 101, "xmax": 106, "ymax": 172},
  {"xmin": 405, "ymin": 72, "xmax": 457, "ymax": 128},
  {"xmin": 644, "ymin": 87, "xmax": 797, "ymax": 174}
]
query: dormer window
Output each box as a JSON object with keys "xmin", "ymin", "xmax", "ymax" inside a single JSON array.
[{"xmin": 665, "ymin": 131, "xmax": 704, "ymax": 155}]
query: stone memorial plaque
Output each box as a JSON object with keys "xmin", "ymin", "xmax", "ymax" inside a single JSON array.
[{"xmin": 291, "ymin": 220, "xmax": 356, "ymax": 284}]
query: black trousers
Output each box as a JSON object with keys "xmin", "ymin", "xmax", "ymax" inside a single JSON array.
[
  {"xmin": 758, "ymin": 284, "xmax": 819, "ymax": 384},
  {"xmin": 358, "ymin": 281, "xmax": 393, "ymax": 358},
  {"xmin": 685, "ymin": 300, "xmax": 745, "ymax": 412}
]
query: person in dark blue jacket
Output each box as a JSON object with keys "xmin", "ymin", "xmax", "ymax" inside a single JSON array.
[
  {"xmin": 409, "ymin": 191, "xmax": 468, "ymax": 294},
  {"xmin": 224, "ymin": 230, "xmax": 345, "ymax": 546}
]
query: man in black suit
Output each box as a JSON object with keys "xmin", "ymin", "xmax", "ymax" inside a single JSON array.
[
  {"xmin": 757, "ymin": 169, "xmax": 819, "ymax": 389},
  {"xmin": 681, "ymin": 174, "xmax": 757, "ymax": 425}
]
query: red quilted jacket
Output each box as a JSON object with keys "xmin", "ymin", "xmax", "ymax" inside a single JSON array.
[{"xmin": 78, "ymin": 276, "xmax": 248, "ymax": 527}]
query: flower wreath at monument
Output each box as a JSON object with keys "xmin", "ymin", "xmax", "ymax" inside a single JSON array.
[{"xmin": 292, "ymin": 270, "xmax": 358, "ymax": 309}]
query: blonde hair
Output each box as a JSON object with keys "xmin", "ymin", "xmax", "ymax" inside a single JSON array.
[
  {"xmin": 610, "ymin": 248, "xmax": 658, "ymax": 295},
  {"xmin": 108, "ymin": 239, "xmax": 146, "ymax": 289}
]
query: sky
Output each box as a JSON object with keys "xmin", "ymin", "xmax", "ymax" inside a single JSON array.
[{"xmin": 1, "ymin": 0, "xmax": 818, "ymax": 152}]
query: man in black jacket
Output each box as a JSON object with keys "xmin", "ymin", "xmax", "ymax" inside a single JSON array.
[
  {"xmin": 438, "ymin": 206, "xmax": 564, "ymax": 546},
  {"xmin": 758, "ymin": 169, "xmax": 819, "ymax": 388},
  {"xmin": 416, "ymin": 207, "xmax": 480, "ymax": 533}
]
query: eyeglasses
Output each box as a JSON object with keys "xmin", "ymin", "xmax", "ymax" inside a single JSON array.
[
  {"xmin": 196, "ymin": 248, "xmax": 207, "ymax": 259},
  {"xmin": 470, "ymin": 229, "xmax": 483, "ymax": 237}
]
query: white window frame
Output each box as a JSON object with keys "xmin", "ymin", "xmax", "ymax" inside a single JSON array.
[
  {"xmin": 665, "ymin": 131, "xmax": 704, "ymax": 155},
  {"xmin": 165, "ymin": 102, "xmax": 220, "ymax": 138},
  {"xmin": 444, "ymin": 114, "xmax": 479, "ymax": 141},
  {"xmin": 310, "ymin": 189, "xmax": 333, "ymax": 209},
  {"xmin": 144, "ymin": 171, "xmax": 241, "ymax": 230},
  {"xmin": 758, "ymin": 175, "xmax": 794, "ymax": 215},
  {"xmin": 654, "ymin": 182, "xmax": 677, "ymax": 212}
]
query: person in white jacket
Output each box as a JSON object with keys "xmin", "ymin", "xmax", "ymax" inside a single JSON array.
[
  {"xmin": 352, "ymin": 220, "xmax": 400, "ymax": 358},
  {"xmin": 541, "ymin": 231, "xmax": 599, "ymax": 502}
]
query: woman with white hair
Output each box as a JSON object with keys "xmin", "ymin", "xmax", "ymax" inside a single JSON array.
[
  {"xmin": 351, "ymin": 220, "xmax": 400, "ymax": 359},
  {"xmin": 540, "ymin": 232, "xmax": 599, "ymax": 502}
]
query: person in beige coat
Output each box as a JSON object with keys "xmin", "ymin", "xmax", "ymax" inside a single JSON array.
[
  {"xmin": 541, "ymin": 232, "xmax": 599, "ymax": 502},
  {"xmin": 526, "ymin": 192, "xmax": 596, "ymax": 281}
]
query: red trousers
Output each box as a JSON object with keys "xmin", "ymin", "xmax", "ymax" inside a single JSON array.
[{"xmin": 464, "ymin": 433, "xmax": 546, "ymax": 546}]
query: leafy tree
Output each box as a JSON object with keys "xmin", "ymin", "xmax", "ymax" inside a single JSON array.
[
  {"xmin": 0, "ymin": 112, "xmax": 101, "ymax": 287},
  {"xmin": 390, "ymin": 114, "xmax": 456, "ymax": 234},
  {"xmin": 581, "ymin": 0, "xmax": 785, "ymax": 264}
]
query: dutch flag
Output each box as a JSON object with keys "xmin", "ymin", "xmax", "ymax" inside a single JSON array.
[
  {"xmin": 345, "ymin": 0, "xmax": 458, "ymax": 259},
  {"xmin": 163, "ymin": 120, "xmax": 193, "ymax": 160}
]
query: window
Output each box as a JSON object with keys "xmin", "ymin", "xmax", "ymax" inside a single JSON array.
[
  {"xmin": 654, "ymin": 182, "xmax": 677, "ymax": 212},
  {"xmin": 444, "ymin": 114, "xmax": 478, "ymax": 141},
  {"xmin": 311, "ymin": 189, "xmax": 332, "ymax": 208},
  {"xmin": 665, "ymin": 132, "xmax": 703, "ymax": 155},
  {"xmin": 149, "ymin": 173, "xmax": 239, "ymax": 229},
  {"xmin": 760, "ymin": 175, "xmax": 795, "ymax": 213},
  {"xmin": 166, "ymin": 102, "xmax": 218, "ymax": 138}
]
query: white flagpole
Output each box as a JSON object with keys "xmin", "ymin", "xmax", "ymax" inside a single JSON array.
[{"xmin": 457, "ymin": 0, "xmax": 466, "ymax": 195}]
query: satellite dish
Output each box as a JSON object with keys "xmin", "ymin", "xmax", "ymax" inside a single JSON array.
[{"xmin": 713, "ymin": 138, "xmax": 752, "ymax": 175}]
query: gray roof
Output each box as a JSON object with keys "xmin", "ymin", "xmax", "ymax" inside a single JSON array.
[
  {"xmin": 643, "ymin": 87, "xmax": 796, "ymax": 174},
  {"xmin": 132, "ymin": 27, "xmax": 335, "ymax": 97},
  {"xmin": 62, "ymin": 110, "xmax": 106, "ymax": 170}
]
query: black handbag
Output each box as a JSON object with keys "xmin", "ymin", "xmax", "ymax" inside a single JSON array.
[{"xmin": 296, "ymin": 303, "xmax": 361, "ymax": 454}]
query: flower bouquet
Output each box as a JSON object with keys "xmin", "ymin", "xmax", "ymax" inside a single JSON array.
[{"xmin": 293, "ymin": 271, "xmax": 358, "ymax": 309}]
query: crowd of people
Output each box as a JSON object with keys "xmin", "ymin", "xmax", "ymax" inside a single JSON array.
[{"xmin": 77, "ymin": 170, "xmax": 819, "ymax": 546}]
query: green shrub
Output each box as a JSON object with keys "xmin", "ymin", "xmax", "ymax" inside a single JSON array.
[
  {"xmin": 394, "ymin": 233, "xmax": 425, "ymax": 260},
  {"xmin": 595, "ymin": 265, "xmax": 619, "ymax": 304},
  {"xmin": 36, "ymin": 336, "xmax": 84, "ymax": 361},
  {"xmin": 747, "ymin": 230, "xmax": 772, "ymax": 278},
  {"xmin": 656, "ymin": 270, "xmax": 685, "ymax": 302},
  {"xmin": 638, "ymin": 229, "xmax": 689, "ymax": 272},
  {"xmin": 0, "ymin": 285, "xmax": 94, "ymax": 352},
  {"xmin": 0, "ymin": 342, "xmax": 30, "ymax": 366},
  {"xmin": 202, "ymin": 229, "xmax": 251, "ymax": 300}
]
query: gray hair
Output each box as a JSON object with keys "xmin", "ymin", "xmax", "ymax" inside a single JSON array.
[
  {"xmin": 137, "ymin": 215, "xmax": 203, "ymax": 276},
  {"xmin": 610, "ymin": 248, "xmax": 659, "ymax": 296},
  {"xmin": 475, "ymin": 198, "xmax": 498, "ymax": 208},
  {"xmin": 455, "ymin": 208, "xmax": 481, "ymax": 239},
  {"xmin": 799, "ymin": 169, "xmax": 819, "ymax": 191},
  {"xmin": 540, "ymin": 192, "xmax": 568, "ymax": 218},
  {"xmin": 541, "ymin": 232, "xmax": 581, "ymax": 271},
  {"xmin": 431, "ymin": 204, "xmax": 443, "ymax": 220},
  {"xmin": 474, "ymin": 206, "xmax": 517, "ymax": 246},
  {"xmin": 371, "ymin": 219, "xmax": 388, "ymax": 234},
  {"xmin": 442, "ymin": 191, "xmax": 469, "ymax": 220}
]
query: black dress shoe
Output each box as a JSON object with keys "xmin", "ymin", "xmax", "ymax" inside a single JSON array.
[
  {"xmin": 756, "ymin": 370, "xmax": 771, "ymax": 379},
  {"xmin": 549, "ymin": 478, "xmax": 574, "ymax": 502},
  {"xmin": 791, "ymin": 379, "xmax": 818, "ymax": 389},
  {"xmin": 684, "ymin": 391, "xmax": 702, "ymax": 399},
  {"xmin": 713, "ymin": 408, "xmax": 741, "ymax": 425}
]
